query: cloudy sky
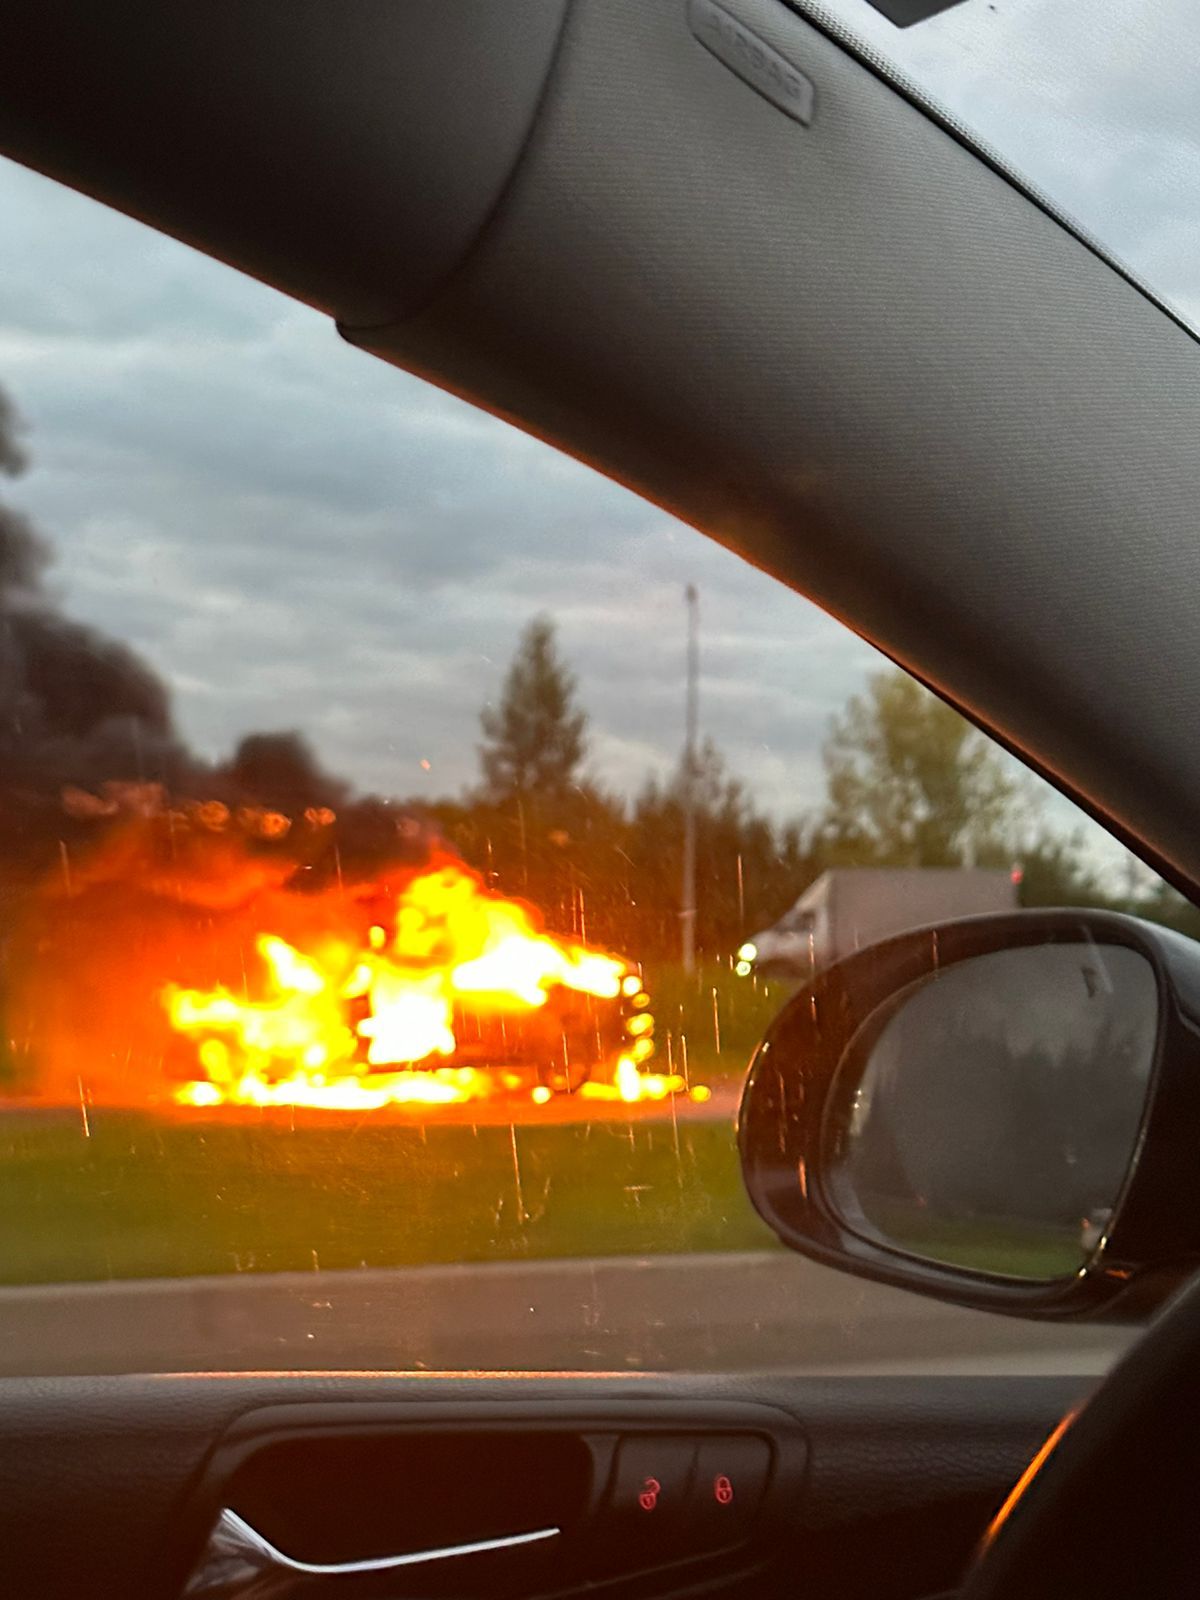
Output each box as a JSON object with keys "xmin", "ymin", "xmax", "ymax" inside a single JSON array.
[
  {"xmin": 0, "ymin": 161, "xmax": 871, "ymax": 819},
  {"xmin": 0, "ymin": 0, "xmax": 1194, "ymax": 834}
]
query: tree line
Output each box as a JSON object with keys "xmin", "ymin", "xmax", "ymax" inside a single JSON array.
[{"xmin": 419, "ymin": 616, "xmax": 1200, "ymax": 963}]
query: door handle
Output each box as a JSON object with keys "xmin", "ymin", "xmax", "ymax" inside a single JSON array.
[{"xmin": 186, "ymin": 1507, "xmax": 559, "ymax": 1595}]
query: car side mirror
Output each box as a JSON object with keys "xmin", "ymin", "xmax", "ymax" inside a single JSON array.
[{"xmin": 737, "ymin": 910, "xmax": 1200, "ymax": 1320}]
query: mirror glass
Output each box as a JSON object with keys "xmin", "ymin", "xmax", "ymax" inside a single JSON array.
[{"xmin": 835, "ymin": 943, "xmax": 1159, "ymax": 1280}]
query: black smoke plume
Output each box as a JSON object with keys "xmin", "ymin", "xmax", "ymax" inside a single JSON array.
[{"xmin": 0, "ymin": 384, "xmax": 432, "ymax": 894}]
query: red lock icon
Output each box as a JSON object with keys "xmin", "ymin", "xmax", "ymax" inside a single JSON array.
[
  {"xmin": 713, "ymin": 1474, "xmax": 734, "ymax": 1506},
  {"xmin": 638, "ymin": 1476, "xmax": 662, "ymax": 1512}
]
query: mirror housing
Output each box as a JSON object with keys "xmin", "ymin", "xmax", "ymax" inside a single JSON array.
[{"xmin": 738, "ymin": 910, "xmax": 1200, "ymax": 1320}]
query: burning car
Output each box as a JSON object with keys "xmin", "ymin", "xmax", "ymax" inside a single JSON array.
[
  {"xmin": 5, "ymin": 794, "xmax": 680, "ymax": 1112},
  {"xmin": 165, "ymin": 861, "xmax": 670, "ymax": 1110}
]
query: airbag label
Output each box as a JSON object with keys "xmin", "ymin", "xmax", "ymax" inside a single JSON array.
[{"xmin": 688, "ymin": 0, "xmax": 815, "ymax": 126}]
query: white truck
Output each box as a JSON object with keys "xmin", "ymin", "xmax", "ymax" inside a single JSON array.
[{"xmin": 737, "ymin": 867, "xmax": 1018, "ymax": 981}]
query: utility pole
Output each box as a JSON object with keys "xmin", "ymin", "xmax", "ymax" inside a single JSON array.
[{"xmin": 681, "ymin": 584, "xmax": 699, "ymax": 975}]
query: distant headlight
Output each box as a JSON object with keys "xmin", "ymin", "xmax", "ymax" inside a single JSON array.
[
  {"xmin": 737, "ymin": 942, "xmax": 757, "ymax": 962},
  {"xmin": 735, "ymin": 960, "xmax": 753, "ymax": 977}
]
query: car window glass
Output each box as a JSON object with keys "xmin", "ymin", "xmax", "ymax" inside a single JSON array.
[{"xmin": 0, "ymin": 156, "xmax": 1182, "ymax": 1377}]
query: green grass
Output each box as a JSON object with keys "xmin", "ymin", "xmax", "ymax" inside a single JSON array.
[
  {"xmin": 0, "ymin": 1110, "xmax": 776, "ymax": 1286},
  {"xmin": 0, "ymin": 958, "xmax": 788, "ymax": 1288},
  {"xmin": 862, "ymin": 1199, "xmax": 1084, "ymax": 1281}
]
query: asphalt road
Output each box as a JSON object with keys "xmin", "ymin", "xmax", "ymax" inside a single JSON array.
[{"xmin": 0, "ymin": 1249, "xmax": 1136, "ymax": 1378}]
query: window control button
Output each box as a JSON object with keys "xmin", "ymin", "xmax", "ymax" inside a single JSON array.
[{"xmin": 689, "ymin": 1436, "xmax": 771, "ymax": 1549}]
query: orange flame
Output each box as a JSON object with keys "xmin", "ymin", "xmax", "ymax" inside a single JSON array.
[{"xmin": 164, "ymin": 863, "xmax": 684, "ymax": 1109}]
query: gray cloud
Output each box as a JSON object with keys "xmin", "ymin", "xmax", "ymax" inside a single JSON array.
[{"xmin": 0, "ymin": 157, "xmax": 876, "ymax": 819}]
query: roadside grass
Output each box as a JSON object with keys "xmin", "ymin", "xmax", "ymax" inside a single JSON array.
[
  {"xmin": 0, "ymin": 1110, "xmax": 777, "ymax": 1286},
  {"xmin": 0, "ymin": 960, "xmax": 790, "ymax": 1288},
  {"xmin": 863, "ymin": 1201, "xmax": 1083, "ymax": 1281}
]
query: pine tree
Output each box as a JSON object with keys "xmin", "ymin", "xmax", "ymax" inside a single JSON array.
[{"xmin": 479, "ymin": 616, "xmax": 587, "ymax": 806}]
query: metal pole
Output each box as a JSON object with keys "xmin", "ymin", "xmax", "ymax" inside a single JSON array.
[{"xmin": 681, "ymin": 584, "xmax": 699, "ymax": 974}]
